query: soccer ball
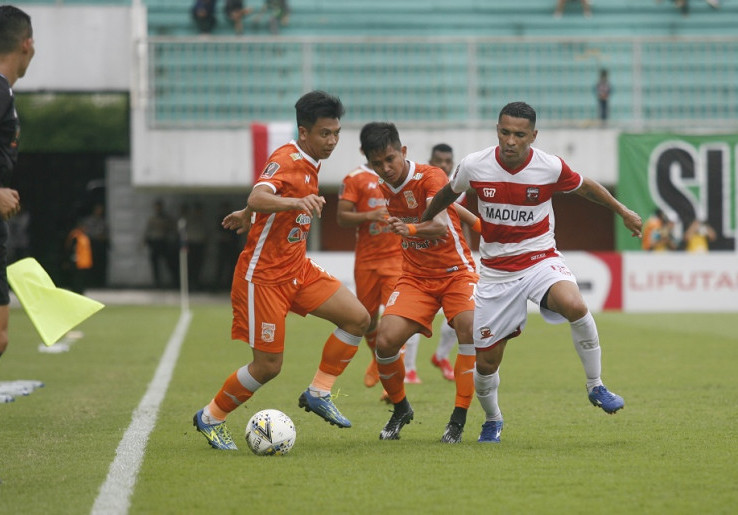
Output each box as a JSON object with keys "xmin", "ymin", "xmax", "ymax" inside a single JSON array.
[{"xmin": 245, "ymin": 409, "xmax": 296, "ymax": 456}]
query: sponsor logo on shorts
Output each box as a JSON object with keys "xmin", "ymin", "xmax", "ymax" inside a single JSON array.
[
  {"xmin": 261, "ymin": 322, "xmax": 276, "ymax": 343},
  {"xmin": 479, "ymin": 327, "xmax": 494, "ymax": 339},
  {"xmin": 386, "ymin": 291, "xmax": 400, "ymax": 306}
]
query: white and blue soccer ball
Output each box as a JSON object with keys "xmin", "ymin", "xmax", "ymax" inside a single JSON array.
[{"xmin": 245, "ymin": 409, "xmax": 297, "ymax": 456}]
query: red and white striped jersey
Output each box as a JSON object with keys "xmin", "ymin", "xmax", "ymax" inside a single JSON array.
[{"xmin": 449, "ymin": 145, "xmax": 582, "ymax": 282}]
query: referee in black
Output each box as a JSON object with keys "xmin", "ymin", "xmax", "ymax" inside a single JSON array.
[{"xmin": 0, "ymin": 6, "xmax": 35, "ymax": 363}]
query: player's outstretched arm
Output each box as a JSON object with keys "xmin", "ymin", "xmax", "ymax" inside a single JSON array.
[
  {"xmin": 421, "ymin": 183, "xmax": 461, "ymax": 223},
  {"xmin": 248, "ymin": 184, "xmax": 326, "ymax": 218},
  {"xmin": 222, "ymin": 207, "xmax": 253, "ymax": 235},
  {"xmin": 575, "ymin": 177, "xmax": 643, "ymax": 238},
  {"xmin": 449, "ymin": 202, "xmax": 478, "ymax": 228},
  {"xmin": 336, "ymin": 200, "xmax": 389, "ymax": 228},
  {"xmin": 388, "ymin": 211, "xmax": 448, "ymax": 239}
]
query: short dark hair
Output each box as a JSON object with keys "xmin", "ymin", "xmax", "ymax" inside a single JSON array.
[
  {"xmin": 359, "ymin": 122, "xmax": 402, "ymax": 159},
  {"xmin": 431, "ymin": 143, "xmax": 453, "ymax": 155},
  {"xmin": 499, "ymin": 101, "xmax": 536, "ymax": 128},
  {"xmin": 0, "ymin": 6, "xmax": 32, "ymax": 55},
  {"xmin": 294, "ymin": 90, "xmax": 344, "ymax": 130}
]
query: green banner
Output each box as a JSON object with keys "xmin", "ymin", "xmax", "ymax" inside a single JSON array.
[{"xmin": 617, "ymin": 133, "xmax": 737, "ymax": 251}]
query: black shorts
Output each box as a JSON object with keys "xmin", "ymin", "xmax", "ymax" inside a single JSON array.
[{"xmin": 0, "ymin": 220, "xmax": 9, "ymax": 305}]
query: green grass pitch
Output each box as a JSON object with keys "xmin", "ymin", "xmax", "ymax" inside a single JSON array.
[{"xmin": 1, "ymin": 304, "xmax": 737, "ymax": 514}]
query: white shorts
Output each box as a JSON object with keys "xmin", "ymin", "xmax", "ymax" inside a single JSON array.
[{"xmin": 473, "ymin": 257, "xmax": 577, "ymax": 350}]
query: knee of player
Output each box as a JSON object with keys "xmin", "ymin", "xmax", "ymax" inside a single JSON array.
[
  {"xmin": 251, "ymin": 356, "xmax": 283, "ymax": 382},
  {"xmin": 353, "ymin": 306, "xmax": 371, "ymax": 334},
  {"xmin": 453, "ymin": 324, "xmax": 474, "ymax": 345},
  {"xmin": 562, "ymin": 302, "xmax": 589, "ymax": 323},
  {"xmin": 374, "ymin": 334, "xmax": 401, "ymax": 359}
]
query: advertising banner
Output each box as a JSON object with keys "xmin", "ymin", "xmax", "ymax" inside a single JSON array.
[
  {"xmin": 617, "ymin": 133, "xmax": 737, "ymax": 251},
  {"xmin": 623, "ymin": 252, "xmax": 738, "ymax": 312}
]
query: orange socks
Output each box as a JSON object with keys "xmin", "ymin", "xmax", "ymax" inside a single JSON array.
[
  {"xmin": 317, "ymin": 331, "xmax": 361, "ymax": 377},
  {"xmin": 376, "ymin": 354, "xmax": 406, "ymax": 404},
  {"xmin": 211, "ymin": 370, "xmax": 255, "ymax": 416},
  {"xmin": 311, "ymin": 330, "xmax": 362, "ymax": 393},
  {"xmin": 454, "ymin": 353, "xmax": 476, "ymax": 409}
]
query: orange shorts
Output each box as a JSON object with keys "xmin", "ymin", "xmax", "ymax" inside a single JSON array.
[
  {"xmin": 383, "ymin": 271, "xmax": 478, "ymax": 337},
  {"xmin": 354, "ymin": 263, "xmax": 402, "ymax": 317},
  {"xmin": 231, "ymin": 258, "xmax": 341, "ymax": 353}
]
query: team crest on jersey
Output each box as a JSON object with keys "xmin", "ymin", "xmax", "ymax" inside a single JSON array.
[
  {"xmin": 261, "ymin": 322, "xmax": 276, "ymax": 343},
  {"xmin": 526, "ymin": 187, "xmax": 540, "ymax": 203},
  {"xmin": 404, "ymin": 191, "xmax": 418, "ymax": 209},
  {"xmin": 262, "ymin": 162, "xmax": 280, "ymax": 178},
  {"xmin": 479, "ymin": 327, "xmax": 494, "ymax": 339},
  {"xmin": 290, "ymin": 152, "xmax": 303, "ymax": 161}
]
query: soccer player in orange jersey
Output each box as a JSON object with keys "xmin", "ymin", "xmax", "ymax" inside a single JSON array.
[
  {"xmin": 337, "ymin": 161, "xmax": 422, "ymax": 396},
  {"xmin": 428, "ymin": 143, "xmax": 461, "ymax": 382},
  {"xmin": 360, "ymin": 122, "xmax": 481, "ymax": 443},
  {"xmin": 193, "ymin": 91, "xmax": 370, "ymax": 450}
]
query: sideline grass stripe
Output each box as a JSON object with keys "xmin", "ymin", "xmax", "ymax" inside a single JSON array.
[{"xmin": 91, "ymin": 310, "xmax": 192, "ymax": 515}]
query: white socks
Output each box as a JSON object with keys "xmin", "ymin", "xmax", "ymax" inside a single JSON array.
[
  {"xmin": 403, "ymin": 333, "xmax": 421, "ymax": 371},
  {"xmin": 474, "ymin": 368, "xmax": 502, "ymax": 422},
  {"xmin": 435, "ymin": 322, "xmax": 457, "ymax": 360},
  {"xmin": 570, "ymin": 312, "xmax": 603, "ymax": 391}
]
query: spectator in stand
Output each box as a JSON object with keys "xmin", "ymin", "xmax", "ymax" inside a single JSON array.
[
  {"xmin": 667, "ymin": 0, "xmax": 720, "ymax": 16},
  {"xmin": 642, "ymin": 208, "xmax": 678, "ymax": 252},
  {"xmin": 595, "ymin": 68, "xmax": 612, "ymax": 125},
  {"xmin": 192, "ymin": 0, "xmax": 217, "ymax": 34},
  {"xmin": 224, "ymin": 0, "xmax": 253, "ymax": 34},
  {"xmin": 251, "ymin": 0, "xmax": 290, "ymax": 34},
  {"xmin": 683, "ymin": 218, "xmax": 716, "ymax": 252},
  {"xmin": 554, "ymin": 0, "xmax": 592, "ymax": 17}
]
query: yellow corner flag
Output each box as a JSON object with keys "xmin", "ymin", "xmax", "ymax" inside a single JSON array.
[{"xmin": 7, "ymin": 257, "xmax": 105, "ymax": 346}]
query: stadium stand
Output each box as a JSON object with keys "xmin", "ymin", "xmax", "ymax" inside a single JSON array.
[
  {"xmin": 19, "ymin": 0, "xmax": 735, "ymax": 128},
  {"xmin": 142, "ymin": 0, "xmax": 738, "ymax": 37}
]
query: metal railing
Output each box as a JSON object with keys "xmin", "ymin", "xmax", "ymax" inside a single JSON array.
[{"xmin": 141, "ymin": 35, "xmax": 738, "ymax": 130}]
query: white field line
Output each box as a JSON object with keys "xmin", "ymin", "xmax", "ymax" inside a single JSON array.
[{"xmin": 91, "ymin": 309, "xmax": 192, "ymax": 515}]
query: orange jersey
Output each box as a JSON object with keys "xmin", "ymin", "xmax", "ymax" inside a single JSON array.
[
  {"xmin": 339, "ymin": 165, "xmax": 402, "ymax": 268},
  {"xmin": 378, "ymin": 161, "xmax": 476, "ymax": 278},
  {"xmin": 240, "ymin": 141, "xmax": 321, "ymax": 285}
]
